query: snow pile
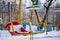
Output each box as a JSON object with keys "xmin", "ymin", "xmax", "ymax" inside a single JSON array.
[
  {"xmin": 10, "ymin": 25, "xmax": 23, "ymax": 32},
  {"xmin": 47, "ymin": 31, "xmax": 60, "ymax": 36},
  {"xmin": 0, "ymin": 30, "xmax": 11, "ymax": 37},
  {"xmin": 0, "ymin": 30, "xmax": 60, "ymax": 40}
]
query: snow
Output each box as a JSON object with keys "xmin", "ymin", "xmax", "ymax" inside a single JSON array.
[
  {"xmin": 25, "ymin": 25, "xmax": 30, "ymax": 31},
  {"xmin": 0, "ymin": 24, "xmax": 60, "ymax": 40},
  {"xmin": 0, "ymin": 30, "xmax": 11, "ymax": 37},
  {"xmin": 47, "ymin": 31, "xmax": 60, "ymax": 36},
  {"xmin": 0, "ymin": 30, "xmax": 60, "ymax": 40},
  {"xmin": 25, "ymin": 25, "xmax": 37, "ymax": 32},
  {"xmin": 10, "ymin": 25, "xmax": 23, "ymax": 32},
  {"xmin": 9, "ymin": 24, "xmax": 43, "ymax": 33},
  {"xmin": 0, "ymin": 36, "xmax": 60, "ymax": 40}
]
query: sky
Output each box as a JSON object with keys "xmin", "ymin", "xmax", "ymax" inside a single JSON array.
[
  {"xmin": 2, "ymin": 0, "xmax": 60, "ymax": 8},
  {"xmin": 2, "ymin": 0, "xmax": 60, "ymax": 3},
  {"xmin": 2, "ymin": 0, "xmax": 60, "ymax": 5},
  {"xmin": 3, "ymin": 0, "xmax": 46, "ymax": 3},
  {"xmin": 3, "ymin": 0, "xmax": 60, "ymax": 5}
]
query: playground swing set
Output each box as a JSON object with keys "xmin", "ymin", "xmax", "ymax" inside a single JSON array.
[{"xmin": 5, "ymin": 0, "xmax": 49, "ymax": 36}]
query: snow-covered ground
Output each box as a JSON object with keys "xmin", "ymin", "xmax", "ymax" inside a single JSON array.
[{"xmin": 0, "ymin": 30, "xmax": 60, "ymax": 40}]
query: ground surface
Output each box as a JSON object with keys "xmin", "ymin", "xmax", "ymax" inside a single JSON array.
[{"xmin": 0, "ymin": 30, "xmax": 60, "ymax": 40}]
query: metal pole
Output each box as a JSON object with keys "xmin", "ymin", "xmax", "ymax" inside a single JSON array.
[
  {"xmin": 8, "ymin": 2, "xmax": 10, "ymax": 22},
  {"xmin": 11, "ymin": 2, "xmax": 13, "ymax": 21},
  {"xmin": 14, "ymin": 0, "xmax": 16, "ymax": 21},
  {"xmin": 31, "ymin": 0, "xmax": 39, "ymax": 25},
  {"xmin": 18, "ymin": 0, "xmax": 22, "ymax": 24}
]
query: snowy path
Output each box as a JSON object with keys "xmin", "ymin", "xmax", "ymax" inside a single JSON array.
[
  {"xmin": 0, "ymin": 30, "xmax": 60, "ymax": 40},
  {"xmin": 0, "ymin": 36, "xmax": 60, "ymax": 40}
]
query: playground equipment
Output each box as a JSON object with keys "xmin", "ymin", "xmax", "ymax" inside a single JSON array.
[
  {"xmin": 18, "ymin": 0, "xmax": 22, "ymax": 24},
  {"xmin": 28, "ymin": 0, "xmax": 47, "ymax": 33},
  {"xmin": 5, "ymin": 0, "xmax": 30, "ymax": 36},
  {"xmin": 5, "ymin": 0, "xmax": 48, "ymax": 36}
]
